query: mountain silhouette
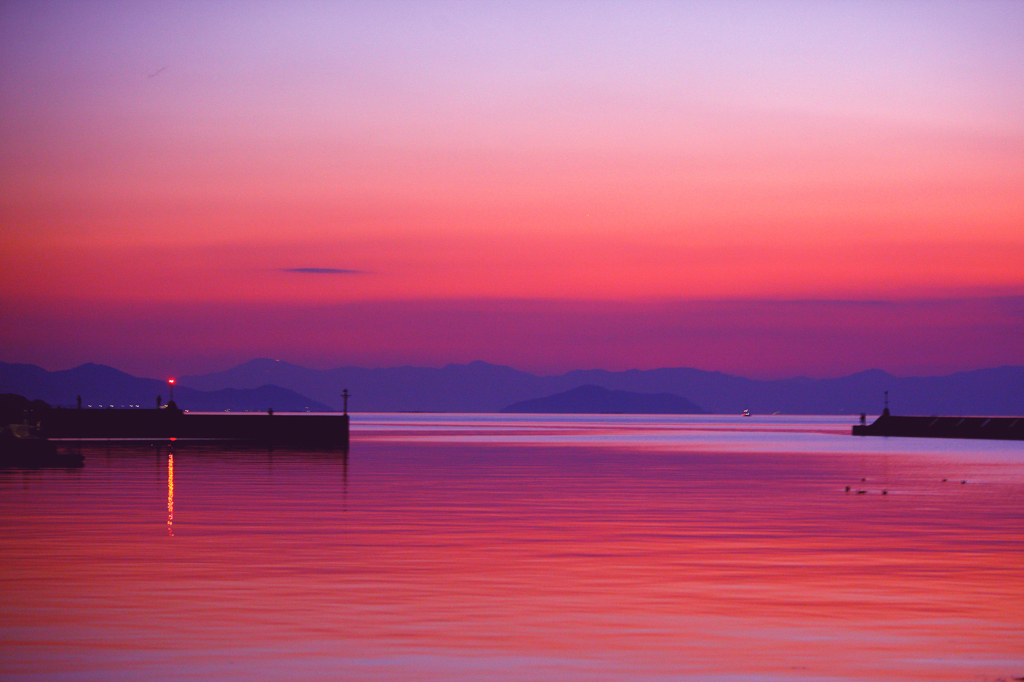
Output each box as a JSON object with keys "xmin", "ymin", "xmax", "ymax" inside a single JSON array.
[
  {"xmin": 181, "ymin": 359, "xmax": 1024, "ymax": 415},
  {"xmin": 0, "ymin": 362, "xmax": 330, "ymax": 412},
  {"xmin": 501, "ymin": 385, "xmax": 706, "ymax": 414},
  {"xmin": 4, "ymin": 360, "xmax": 1023, "ymax": 415}
]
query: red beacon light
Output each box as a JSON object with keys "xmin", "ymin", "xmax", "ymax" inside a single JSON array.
[{"xmin": 168, "ymin": 378, "xmax": 176, "ymax": 402}]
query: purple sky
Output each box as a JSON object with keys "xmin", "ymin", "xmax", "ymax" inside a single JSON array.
[{"xmin": 2, "ymin": 1, "xmax": 1022, "ymax": 377}]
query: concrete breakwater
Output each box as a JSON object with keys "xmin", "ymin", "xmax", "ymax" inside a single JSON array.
[
  {"xmin": 44, "ymin": 407, "xmax": 349, "ymax": 447},
  {"xmin": 853, "ymin": 413, "xmax": 1023, "ymax": 441}
]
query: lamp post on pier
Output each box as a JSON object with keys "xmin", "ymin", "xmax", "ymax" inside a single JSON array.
[{"xmin": 341, "ymin": 389, "xmax": 349, "ymax": 415}]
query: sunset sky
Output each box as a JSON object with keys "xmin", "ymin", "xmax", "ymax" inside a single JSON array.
[{"xmin": 2, "ymin": 1, "xmax": 1022, "ymax": 378}]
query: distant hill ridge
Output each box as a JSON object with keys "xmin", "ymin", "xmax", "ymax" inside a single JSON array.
[
  {"xmin": 3, "ymin": 360, "xmax": 1022, "ymax": 415},
  {"xmin": 178, "ymin": 358, "xmax": 1023, "ymax": 415},
  {"xmin": 0, "ymin": 362, "xmax": 331, "ymax": 412},
  {"xmin": 502, "ymin": 385, "xmax": 706, "ymax": 414}
]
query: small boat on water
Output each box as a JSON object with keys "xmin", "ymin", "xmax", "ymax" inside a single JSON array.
[{"xmin": 742, "ymin": 409, "xmax": 751, "ymax": 417}]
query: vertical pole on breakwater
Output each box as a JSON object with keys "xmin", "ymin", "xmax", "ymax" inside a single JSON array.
[{"xmin": 341, "ymin": 390, "xmax": 351, "ymax": 450}]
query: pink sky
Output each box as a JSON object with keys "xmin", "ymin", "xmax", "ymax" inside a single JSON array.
[{"xmin": 2, "ymin": 1, "xmax": 1022, "ymax": 378}]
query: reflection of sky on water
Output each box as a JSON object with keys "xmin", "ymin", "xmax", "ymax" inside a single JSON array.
[
  {"xmin": 353, "ymin": 413, "xmax": 863, "ymax": 429},
  {"xmin": 355, "ymin": 413, "xmax": 1024, "ymax": 465},
  {"xmin": 1, "ymin": 417, "xmax": 1021, "ymax": 681}
]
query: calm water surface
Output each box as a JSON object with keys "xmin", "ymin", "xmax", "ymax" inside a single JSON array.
[{"xmin": 2, "ymin": 415, "xmax": 1022, "ymax": 681}]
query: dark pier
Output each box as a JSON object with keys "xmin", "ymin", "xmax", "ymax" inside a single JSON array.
[
  {"xmin": 853, "ymin": 412, "xmax": 1023, "ymax": 441},
  {"xmin": 44, "ymin": 405, "xmax": 349, "ymax": 448}
]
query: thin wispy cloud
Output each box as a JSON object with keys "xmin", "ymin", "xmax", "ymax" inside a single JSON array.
[{"xmin": 281, "ymin": 268, "xmax": 364, "ymax": 275}]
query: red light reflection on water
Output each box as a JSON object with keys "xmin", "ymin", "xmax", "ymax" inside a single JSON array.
[
  {"xmin": 167, "ymin": 452, "xmax": 173, "ymax": 536},
  {"xmin": 0, "ymin": 421, "xmax": 1021, "ymax": 681}
]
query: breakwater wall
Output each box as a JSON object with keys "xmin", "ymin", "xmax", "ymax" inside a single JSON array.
[
  {"xmin": 44, "ymin": 408, "xmax": 349, "ymax": 447},
  {"xmin": 853, "ymin": 414, "xmax": 1023, "ymax": 441}
]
